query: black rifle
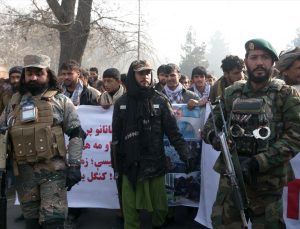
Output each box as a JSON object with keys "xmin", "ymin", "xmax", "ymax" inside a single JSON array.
[
  {"xmin": 0, "ymin": 127, "xmax": 8, "ymax": 229},
  {"xmin": 209, "ymin": 99, "xmax": 249, "ymax": 228}
]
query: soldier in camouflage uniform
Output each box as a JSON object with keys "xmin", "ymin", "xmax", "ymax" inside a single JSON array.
[
  {"xmin": 202, "ymin": 38, "xmax": 300, "ymax": 229},
  {"xmin": 0, "ymin": 54, "xmax": 85, "ymax": 229}
]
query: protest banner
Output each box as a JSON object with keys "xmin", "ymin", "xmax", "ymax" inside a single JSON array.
[
  {"xmin": 67, "ymin": 105, "xmax": 119, "ymax": 208},
  {"xmin": 67, "ymin": 104, "xmax": 204, "ymax": 209}
]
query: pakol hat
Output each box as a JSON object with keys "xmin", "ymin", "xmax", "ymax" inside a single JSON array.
[
  {"xmin": 24, "ymin": 54, "xmax": 51, "ymax": 68},
  {"xmin": 245, "ymin": 38, "xmax": 278, "ymax": 61},
  {"xmin": 276, "ymin": 47, "xmax": 300, "ymax": 72}
]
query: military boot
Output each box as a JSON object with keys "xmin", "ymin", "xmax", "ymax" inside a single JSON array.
[{"xmin": 25, "ymin": 218, "xmax": 41, "ymax": 229}]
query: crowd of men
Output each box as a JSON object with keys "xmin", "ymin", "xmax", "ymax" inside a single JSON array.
[{"xmin": 0, "ymin": 38, "xmax": 300, "ymax": 229}]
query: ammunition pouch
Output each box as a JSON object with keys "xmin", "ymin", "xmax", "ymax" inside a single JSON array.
[
  {"xmin": 229, "ymin": 97, "xmax": 273, "ymax": 156},
  {"xmin": 10, "ymin": 125, "xmax": 66, "ymax": 163},
  {"xmin": 8, "ymin": 90, "xmax": 66, "ymax": 164}
]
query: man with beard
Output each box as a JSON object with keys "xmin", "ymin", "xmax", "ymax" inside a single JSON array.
[
  {"xmin": 154, "ymin": 64, "xmax": 168, "ymax": 92},
  {"xmin": 0, "ymin": 54, "xmax": 85, "ymax": 228},
  {"xmin": 209, "ymin": 55, "xmax": 245, "ymax": 103},
  {"xmin": 0, "ymin": 66, "xmax": 22, "ymax": 114},
  {"xmin": 60, "ymin": 60, "xmax": 98, "ymax": 106},
  {"xmin": 112, "ymin": 60, "xmax": 191, "ymax": 229},
  {"xmin": 276, "ymin": 46, "xmax": 300, "ymax": 91},
  {"xmin": 89, "ymin": 67, "xmax": 99, "ymax": 88},
  {"xmin": 202, "ymin": 38, "xmax": 300, "ymax": 228}
]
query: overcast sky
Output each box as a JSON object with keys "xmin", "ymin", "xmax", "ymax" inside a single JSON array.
[
  {"xmin": 4, "ymin": 0, "xmax": 300, "ymax": 71},
  {"xmin": 116, "ymin": 0, "xmax": 300, "ymax": 64}
]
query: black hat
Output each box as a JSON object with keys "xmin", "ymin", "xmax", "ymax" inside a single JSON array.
[
  {"xmin": 103, "ymin": 68, "xmax": 121, "ymax": 80},
  {"xmin": 9, "ymin": 66, "xmax": 23, "ymax": 76}
]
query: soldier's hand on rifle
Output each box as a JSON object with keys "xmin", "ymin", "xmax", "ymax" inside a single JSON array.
[
  {"xmin": 240, "ymin": 157, "xmax": 259, "ymax": 185},
  {"xmin": 208, "ymin": 131, "xmax": 221, "ymax": 151},
  {"xmin": 66, "ymin": 165, "xmax": 81, "ymax": 191}
]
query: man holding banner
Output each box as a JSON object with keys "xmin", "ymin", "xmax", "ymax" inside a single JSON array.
[
  {"xmin": 202, "ymin": 38, "xmax": 300, "ymax": 228},
  {"xmin": 112, "ymin": 60, "xmax": 191, "ymax": 229}
]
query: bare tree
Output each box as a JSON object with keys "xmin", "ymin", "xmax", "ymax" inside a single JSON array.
[{"xmin": 3, "ymin": 0, "xmax": 153, "ymax": 70}]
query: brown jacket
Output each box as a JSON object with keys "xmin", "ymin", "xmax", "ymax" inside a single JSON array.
[
  {"xmin": 0, "ymin": 79, "xmax": 13, "ymax": 114},
  {"xmin": 209, "ymin": 76, "xmax": 230, "ymax": 103}
]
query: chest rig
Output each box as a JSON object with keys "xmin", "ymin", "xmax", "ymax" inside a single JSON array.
[
  {"xmin": 228, "ymin": 81, "xmax": 284, "ymax": 156},
  {"xmin": 8, "ymin": 91, "xmax": 67, "ymax": 164}
]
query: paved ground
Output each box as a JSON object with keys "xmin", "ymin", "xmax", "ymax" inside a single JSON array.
[{"xmin": 7, "ymin": 190, "xmax": 207, "ymax": 229}]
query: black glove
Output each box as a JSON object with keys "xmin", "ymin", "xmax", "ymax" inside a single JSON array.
[
  {"xmin": 239, "ymin": 157, "xmax": 259, "ymax": 185},
  {"xmin": 66, "ymin": 166, "xmax": 81, "ymax": 191}
]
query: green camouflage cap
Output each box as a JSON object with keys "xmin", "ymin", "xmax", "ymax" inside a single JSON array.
[
  {"xmin": 23, "ymin": 54, "xmax": 51, "ymax": 68},
  {"xmin": 245, "ymin": 38, "xmax": 278, "ymax": 61},
  {"xmin": 276, "ymin": 47, "xmax": 300, "ymax": 72},
  {"xmin": 132, "ymin": 60, "xmax": 152, "ymax": 72}
]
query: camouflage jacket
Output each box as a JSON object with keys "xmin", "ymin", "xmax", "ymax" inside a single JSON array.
[
  {"xmin": 0, "ymin": 91, "xmax": 83, "ymax": 170},
  {"xmin": 209, "ymin": 76, "xmax": 229, "ymax": 103},
  {"xmin": 203, "ymin": 78, "xmax": 300, "ymax": 190}
]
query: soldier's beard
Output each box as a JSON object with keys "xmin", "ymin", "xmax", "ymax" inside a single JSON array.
[
  {"xmin": 247, "ymin": 67, "xmax": 271, "ymax": 83},
  {"xmin": 11, "ymin": 83, "xmax": 20, "ymax": 92},
  {"xmin": 24, "ymin": 81, "xmax": 48, "ymax": 95}
]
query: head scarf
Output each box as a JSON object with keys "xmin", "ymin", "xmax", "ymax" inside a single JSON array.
[{"xmin": 122, "ymin": 61, "xmax": 155, "ymax": 187}]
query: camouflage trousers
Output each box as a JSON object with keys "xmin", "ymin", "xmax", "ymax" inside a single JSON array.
[
  {"xmin": 15, "ymin": 163, "xmax": 68, "ymax": 224},
  {"xmin": 211, "ymin": 174, "xmax": 285, "ymax": 229}
]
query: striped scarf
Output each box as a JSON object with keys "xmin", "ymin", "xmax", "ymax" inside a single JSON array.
[
  {"xmin": 164, "ymin": 84, "xmax": 183, "ymax": 104},
  {"xmin": 63, "ymin": 79, "xmax": 83, "ymax": 106},
  {"xmin": 192, "ymin": 83, "xmax": 210, "ymax": 99}
]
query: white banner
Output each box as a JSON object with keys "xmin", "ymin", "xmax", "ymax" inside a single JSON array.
[{"xmin": 67, "ymin": 105, "xmax": 119, "ymax": 208}]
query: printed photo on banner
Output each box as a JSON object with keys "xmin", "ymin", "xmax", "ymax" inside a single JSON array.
[{"xmin": 164, "ymin": 104, "xmax": 204, "ymax": 207}]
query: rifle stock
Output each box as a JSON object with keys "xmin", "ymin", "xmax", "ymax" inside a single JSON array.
[{"xmin": 218, "ymin": 132, "xmax": 248, "ymax": 227}]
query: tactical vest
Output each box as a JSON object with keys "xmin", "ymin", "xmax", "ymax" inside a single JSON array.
[
  {"xmin": 9, "ymin": 91, "xmax": 66, "ymax": 163},
  {"xmin": 227, "ymin": 79, "xmax": 284, "ymax": 156}
]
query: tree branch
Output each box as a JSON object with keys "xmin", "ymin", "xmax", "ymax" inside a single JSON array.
[{"xmin": 46, "ymin": 0, "xmax": 66, "ymax": 22}]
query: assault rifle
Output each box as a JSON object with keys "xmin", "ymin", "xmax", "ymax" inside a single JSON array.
[
  {"xmin": 0, "ymin": 127, "xmax": 8, "ymax": 229},
  {"xmin": 209, "ymin": 99, "xmax": 249, "ymax": 228}
]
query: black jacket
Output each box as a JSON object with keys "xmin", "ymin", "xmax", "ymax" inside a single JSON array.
[
  {"xmin": 112, "ymin": 91, "xmax": 189, "ymax": 181},
  {"xmin": 79, "ymin": 85, "xmax": 99, "ymax": 105}
]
